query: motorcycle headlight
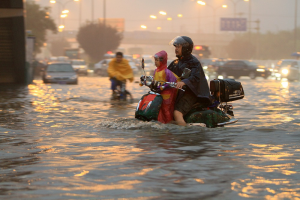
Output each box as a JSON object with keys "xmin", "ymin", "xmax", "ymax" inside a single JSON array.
[
  {"xmin": 145, "ymin": 76, "xmax": 153, "ymax": 86},
  {"xmin": 146, "ymin": 80, "xmax": 152, "ymax": 86},
  {"xmin": 281, "ymin": 69, "xmax": 289, "ymax": 75}
]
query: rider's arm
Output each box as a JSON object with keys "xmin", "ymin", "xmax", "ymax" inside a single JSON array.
[{"xmin": 181, "ymin": 62, "xmax": 201, "ymax": 86}]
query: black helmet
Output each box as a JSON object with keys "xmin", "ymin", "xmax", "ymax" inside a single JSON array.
[{"xmin": 169, "ymin": 36, "xmax": 194, "ymax": 56}]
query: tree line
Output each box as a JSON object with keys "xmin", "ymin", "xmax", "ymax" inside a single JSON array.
[{"xmin": 226, "ymin": 29, "xmax": 300, "ymax": 60}]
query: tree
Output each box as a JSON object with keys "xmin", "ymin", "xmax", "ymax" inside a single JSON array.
[
  {"xmin": 227, "ymin": 35, "xmax": 256, "ymax": 59},
  {"xmin": 226, "ymin": 28, "xmax": 300, "ymax": 60},
  {"xmin": 77, "ymin": 22, "xmax": 123, "ymax": 62},
  {"xmin": 25, "ymin": 1, "xmax": 57, "ymax": 54}
]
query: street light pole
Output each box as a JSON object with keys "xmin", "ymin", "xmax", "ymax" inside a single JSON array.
[
  {"xmin": 50, "ymin": 0, "xmax": 78, "ymax": 29},
  {"xmin": 91, "ymin": 0, "xmax": 94, "ymax": 22},
  {"xmin": 103, "ymin": 0, "xmax": 106, "ymax": 52},
  {"xmin": 295, "ymin": 0, "xmax": 298, "ymax": 51},
  {"xmin": 79, "ymin": 0, "xmax": 81, "ymax": 28},
  {"xmin": 228, "ymin": 0, "xmax": 249, "ymax": 19},
  {"xmin": 199, "ymin": 3, "xmax": 227, "ymax": 47},
  {"xmin": 103, "ymin": 0, "xmax": 106, "ymax": 27},
  {"xmin": 197, "ymin": 5, "xmax": 202, "ymax": 33},
  {"xmin": 197, "ymin": 1, "xmax": 205, "ymax": 32},
  {"xmin": 249, "ymin": 0, "xmax": 252, "ymax": 40}
]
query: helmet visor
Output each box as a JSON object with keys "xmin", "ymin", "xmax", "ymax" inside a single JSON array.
[{"xmin": 169, "ymin": 36, "xmax": 189, "ymax": 47}]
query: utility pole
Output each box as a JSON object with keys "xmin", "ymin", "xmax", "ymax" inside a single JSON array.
[{"xmin": 254, "ymin": 19, "xmax": 260, "ymax": 59}]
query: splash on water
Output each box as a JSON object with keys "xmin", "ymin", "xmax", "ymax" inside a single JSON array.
[
  {"xmin": 97, "ymin": 117, "xmax": 208, "ymax": 132},
  {"xmin": 98, "ymin": 118, "xmax": 172, "ymax": 130}
]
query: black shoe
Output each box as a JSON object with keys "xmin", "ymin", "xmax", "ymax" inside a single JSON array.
[{"xmin": 111, "ymin": 91, "xmax": 118, "ymax": 100}]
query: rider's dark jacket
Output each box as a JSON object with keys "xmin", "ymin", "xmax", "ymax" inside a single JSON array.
[{"xmin": 168, "ymin": 54, "xmax": 211, "ymax": 105}]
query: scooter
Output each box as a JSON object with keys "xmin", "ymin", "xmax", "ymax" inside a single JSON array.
[{"xmin": 135, "ymin": 60, "xmax": 245, "ymax": 128}]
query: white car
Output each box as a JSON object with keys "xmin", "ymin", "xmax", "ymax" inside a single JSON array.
[
  {"xmin": 71, "ymin": 59, "xmax": 88, "ymax": 75},
  {"xmin": 275, "ymin": 59, "xmax": 300, "ymax": 81},
  {"xmin": 94, "ymin": 59, "xmax": 112, "ymax": 76},
  {"xmin": 143, "ymin": 58, "xmax": 156, "ymax": 75}
]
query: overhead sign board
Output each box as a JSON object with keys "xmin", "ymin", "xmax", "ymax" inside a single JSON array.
[{"xmin": 220, "ymin": 18, "xmax": 247, "ymax": 31}]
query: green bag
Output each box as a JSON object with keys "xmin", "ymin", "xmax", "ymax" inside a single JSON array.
[
  {"xmin": 135, "ymin": 93, "xmax": 163, "ymax": 121},
  {"xmin": 184, "ymin": 105, "xmax": 230, "ymax": 128}
]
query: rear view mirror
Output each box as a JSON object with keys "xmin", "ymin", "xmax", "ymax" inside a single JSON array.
[
  {"xmin": 141, "ymin": 58, "xmax": 145, "ymax": 70},
  {"xmin": 141, "ymin": 58, "xmax": 146, "ymax": 75}
]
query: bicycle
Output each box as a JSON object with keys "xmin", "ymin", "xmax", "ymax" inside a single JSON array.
[{"xmin": 111, "ymin": 81, "xmax": 133, "ymax": 103}]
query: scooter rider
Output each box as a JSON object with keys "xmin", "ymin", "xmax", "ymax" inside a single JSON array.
[{"xmin": 168, "ymin": 36, "xmax": 211, "ymax": 126}]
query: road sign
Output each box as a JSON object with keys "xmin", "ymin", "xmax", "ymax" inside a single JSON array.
[{"xmin": 220, "ymin": 18, "xmax": 247, "ymax": 31}]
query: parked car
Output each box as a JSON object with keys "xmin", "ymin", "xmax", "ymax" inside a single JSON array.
[
  {"xmin": 94, "ymin": 59, "xmax": 140, "ymax": 76},
  {"xmin": 71, "ymin": 59, "xmax": 88, "ymax": 75},
  {"xmin": 94, "ymin": 59, "xmax": 111, "ymax": 76},
  {"xmin": 43, "ymin": 62, "xmax": 78, "ymax": 84},
  {"xmin": 217, "ymin": 60, "xmax": 271, "ymax": 79},
  {"xmin": 275, "ymin": 59, "xmax": 300, "ymax": 81}
]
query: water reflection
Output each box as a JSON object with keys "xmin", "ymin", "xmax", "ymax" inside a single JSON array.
[
  {"xmin": 0, "ymin": 77, "xmax": 300, "ymax": 199},
  {"xmin": 230, "ymin": 142, "xmax": 300, "ymax": 199},
  {"xmin": 0, "ymin": 86, "xmax": 30, "ymax": 130}
]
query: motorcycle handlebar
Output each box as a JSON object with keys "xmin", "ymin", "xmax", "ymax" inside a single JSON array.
[{"xmin": 139, "ymin": 76, "xmax": 185, "ymax": 92}]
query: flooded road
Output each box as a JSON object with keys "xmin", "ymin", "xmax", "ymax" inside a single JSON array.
[{"xmin": 1, "ymin": 76, "xmax": 300, "ymax": 199}]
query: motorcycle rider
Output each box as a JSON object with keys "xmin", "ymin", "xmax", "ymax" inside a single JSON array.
[
  {"xmin": 168, "ymin": 36, "xmax": 211, "ymax": 126},
  {"xmin": 107, "ymin": 52, "xmax": 134, "ymax": 100}
]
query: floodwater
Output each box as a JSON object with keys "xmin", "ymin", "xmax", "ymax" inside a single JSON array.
[{"xmin": 1, "ymin": 76, "xmax": 300, "ymax": 200}]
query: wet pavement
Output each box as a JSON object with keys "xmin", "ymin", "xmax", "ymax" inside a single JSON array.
[{"xmin": 1, "ymin": 76, "xmax": 300, "ymax": 199}]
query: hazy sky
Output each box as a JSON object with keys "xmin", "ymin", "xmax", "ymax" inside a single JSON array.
[{"xmin": 34, "ymin": 0, "xmax": 299, "ymax": 34}]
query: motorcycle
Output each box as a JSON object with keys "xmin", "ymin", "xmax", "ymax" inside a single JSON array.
[{"xmin": 135, "ymin": 59, "xmax": 245, "ymax": 128}]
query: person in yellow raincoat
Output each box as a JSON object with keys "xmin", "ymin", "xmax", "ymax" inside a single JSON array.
[{"xmin": 107, "ymin": 52, "xmax": 134, "ymax": 100}]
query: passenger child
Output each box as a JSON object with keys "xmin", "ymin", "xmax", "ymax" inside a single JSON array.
[{"xmin": 153, "ymin": 50, "xmax": 178, "ymax": 124}]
